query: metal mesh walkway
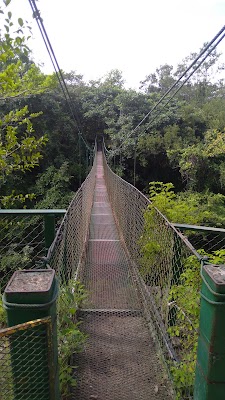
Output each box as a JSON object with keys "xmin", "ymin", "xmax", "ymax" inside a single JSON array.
[{"xmin": 73, "ymin": 151, "xmax": 172, "ymax": 400}]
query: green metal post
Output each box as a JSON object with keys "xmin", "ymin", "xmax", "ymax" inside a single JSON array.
[
  {"xmin": 3, "ymin": 269, "xmax": 60, "ymax": 400},
  {"xmin": 194, "ymin": 263, "xmax": 225, "ymax": 399},
  {"xmin": 44, "ymin": 214, "xmax": 56, "ymax": 253}
]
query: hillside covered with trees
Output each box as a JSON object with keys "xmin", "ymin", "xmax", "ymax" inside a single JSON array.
[{"xmin": 1, "ymin": 0, "xmax": 225, "ymax": 229}]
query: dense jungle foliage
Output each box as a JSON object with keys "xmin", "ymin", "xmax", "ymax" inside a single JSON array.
[{"xmin": 1, "ymin": 1, "xmax": 225, "ymax": 215}]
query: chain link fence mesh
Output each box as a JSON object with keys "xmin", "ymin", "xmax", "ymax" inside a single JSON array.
[
  {"xmin": 174, "ymin": 224, "xmax": 225, "ymax": 253},
  {"xmin": 1, "ymin": 146, "xmax": 225, "ymax": 399},
  {"xmin": 72, "ymin": 151, "xmax": 173, "ymax": 400},
  {"xmin": 0, "ymin": 213, "xmax": 64, "ymax": 293},
  {"xmin": 47, "ymin": 154, "xmax": 97, "ymax": 283},
  {"xmin": 0, "ymin": 153, "xmax": 97, "ymax": 399},
  {"xmin": 102, "ymin": 150, "xmax": 203, "ymax": 399},
  {"xmin": 0, "ymin": 317, "xmax": 54, "ymax": 400}
]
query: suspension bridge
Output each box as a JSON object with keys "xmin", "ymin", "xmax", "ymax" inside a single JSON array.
[
  {"xmin": 72, "ymin": 150, "xmax": 172, "ymax": 399},
  {"xmin": 1, "ymin": 0, "xmax": 225, "ymax": 397},
  {"xmin": 1, "ymin": 146, "xmax": 225, "ymax": 400}
]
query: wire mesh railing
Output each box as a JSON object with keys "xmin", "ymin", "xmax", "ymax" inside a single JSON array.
[
  {"xmin": 103, "ymin": 156, "xmax": 149, "ymax": 264},
  {"xmin": 0, "ymin": 210, "xmax": 65, "ymax": 293},
  {"xmin": 47, "ymin": 154, "xmax": 97, "ymax": 284},
  {"xmin": 174, "ymin": 223, "xmax": 225, "ymax": 253},
  {"xmin": 0, "ymin": 139, "xmax": 97, "ymax": 294},
  {"xmin": 102, "ymin": 148, "xmax": 205, "ymax": 399},
  {"xmin": 72, "ymin": 150, "xmax": 174, "ymax": 400},
  {"xmin": 0, "ymin": 317, "xmax": 55, "ymax": 400},
  {"xmin": 2, "ymin": 144, "xmax": 225, "ymax": 399},
  {"xmin": 0, "ymin": 152, "xmax": 96, "ymax": 400}
]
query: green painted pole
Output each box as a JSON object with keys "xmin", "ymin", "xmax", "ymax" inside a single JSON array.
[
  {"xmin": 3, "ymin": 269, "xmax": 60, "ymax": 400},
  {"xmin": 194, "ymin": 262, "xmax": 225, "ymax": 399},
  {"xmin": 44, "ymin": 214, "xmax": 56, "ymax": 253}
]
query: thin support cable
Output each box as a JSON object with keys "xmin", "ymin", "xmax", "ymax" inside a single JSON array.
[
  {"xmin": 133, "ymin": 25, "xmax": 225, "ymax": 133},
  {"xmin": 29, "ymin": 0, "xmax": 82, "ymax": 131},
  {"xmin": 28, "ymin": 0, "xmax": 93, "ymax": 156},
  {"xmin": 145, "ymin": 31, "xmax": 225, "ymax": 131},
  {"xmin": 110, "ymin": 25, "xmax": 225, "ymax": 154}
]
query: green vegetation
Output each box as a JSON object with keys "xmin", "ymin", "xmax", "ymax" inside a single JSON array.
[
  {"xmin": 2, "ymin": 2, "xmax": 225, "ymax": 205},
  {"xmin": 139, "ymin": 181, "xmax": 225, "ymax": 286},
  {"xmin": 1, "ymin": 0, "xmax": 225, "ymax": 398},
  {"xmin": 168, "ymin": 249, "xmax": 225, "ymax": 399},
  {"xmin": 139, "ymin": 182, "xmax": 225, "ymax": 398},
  {"xmin": 58, "ymin": 280, "xmax": 88, "ymax": 399},
  {"xmin": 0, "ymin": 0, "xmax": 56, "ymax": 208},
  {"xmin": 145, "ymin": 181, "xmax": 225, "ymax": 227},
  {"xmin": 0, "ymin": 295, "xmax": 6, "ymax": 328},
  {"xmin": 0, "ymin": 244, "xmax": 33, "ymax": 291},
  {"xmin": 168, "ymin": 253, "xmax": 201, "ymax": 399}
]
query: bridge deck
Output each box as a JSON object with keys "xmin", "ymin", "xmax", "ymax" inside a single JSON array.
[{"xmin": 73, "ymin": 151, "xmax": 172, "ymax": 399}]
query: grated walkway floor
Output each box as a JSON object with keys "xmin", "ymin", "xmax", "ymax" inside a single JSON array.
[{"xmin": 73, "ymin": 151, "xmax": 173, "ymax": 400}]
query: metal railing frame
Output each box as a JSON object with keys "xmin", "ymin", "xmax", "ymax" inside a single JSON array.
[{"xmin": 102, "ymin": 143, "xmax": 225, "ymax": 399}]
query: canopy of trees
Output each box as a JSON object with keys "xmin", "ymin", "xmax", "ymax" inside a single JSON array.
[{"xmin": 1, "ymin": 0, "xmax": 225, "ymax": 219}]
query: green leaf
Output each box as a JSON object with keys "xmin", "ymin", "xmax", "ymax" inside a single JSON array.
[
  {"xmin": 4, "ymin": 0, "xmax": 11, "ymax": 6},
  {"xmin": 15, "ymin": 36, "xmax": 22, "ymax": 45},
  {"xmin": 18, "ymin": 18, "xmax": 23, "ymax": 27},
  {"xmin": 7, "ymin": 11, "xmax": 12, "ymax": 19}
]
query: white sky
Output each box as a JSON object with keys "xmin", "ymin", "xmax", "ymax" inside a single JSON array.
[{"xmin": 7, "ymin": 0, "xmax": 225, "ymax": 89}]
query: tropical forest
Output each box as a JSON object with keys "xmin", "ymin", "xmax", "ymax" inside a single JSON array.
[{"xmin": 1, "ymin": 1, "xmax": 225, "ymax": 399}]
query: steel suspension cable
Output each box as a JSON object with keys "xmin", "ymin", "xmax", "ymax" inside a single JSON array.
[
  {"xmin": 29, "ymin": 0, "xmax": 68, "ymax": 102},
  {"xmin": 28, "ymin": 0, "xmax": 93, "ymax": 156},
  {"xmin": 145, "ymin": 30, "xmax": 225, "ymax": 131},
  {"xmin": 111, "ymin": 25, "xmax": 225, "ymax": 154},
  {"xmin": 132, "ymin": 25, "xmax": 225, "ymax": 134},
  {"xmin": 28, "ymin": 0, "xmax": 82, "ymax": 131}
]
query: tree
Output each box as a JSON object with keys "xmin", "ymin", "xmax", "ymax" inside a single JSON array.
[
  {"xmin": 0, "ymin": 0, "xmax": 56, "ymax": 207},
  {"xmin": 140, "ymin": 64, "xmax": 175, "ymax": 93}
]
